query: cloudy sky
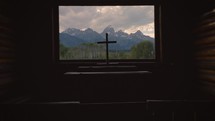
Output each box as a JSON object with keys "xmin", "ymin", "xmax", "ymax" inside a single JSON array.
[{"xmin": 59, "ymin": 6, "xmax": 154, "ymax": 38}]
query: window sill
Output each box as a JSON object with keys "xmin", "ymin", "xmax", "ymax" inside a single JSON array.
[{"xmin": 64, "ymin": 71, "xmax": 151, "ymax": 75}]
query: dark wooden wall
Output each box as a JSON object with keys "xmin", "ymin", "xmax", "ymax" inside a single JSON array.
[
  {"xmin": 0, "ymin": 0, "xmax": 18, "ymax": 101},
  {"xmin": 192, "ymin": 2, "xmax": 215, "ymax": 97},
  {"xmin": 1, "ymin": 0, "xmax": 215, "ymax": 121},
  {"xmin": 0, "ymin": 0, "xmax": 214, "ymax": 102}
]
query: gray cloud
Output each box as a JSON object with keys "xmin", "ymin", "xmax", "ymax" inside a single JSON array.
[{"xmin": 59, "ymin": 6, "xmax": 154, "ymax": 37}]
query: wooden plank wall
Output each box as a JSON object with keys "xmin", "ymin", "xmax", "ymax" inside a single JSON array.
[
  {"xmin": 194, "ymin": 7, "xmax": 215, "ymax": 96},
  {"xmin": 0, "ymin": 2, "xmax": 16, "ymax": 100}
]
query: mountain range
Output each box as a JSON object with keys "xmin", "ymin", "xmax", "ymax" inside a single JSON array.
[{"xmin": 60, "ymin": 25, "xmax": 154, "ymax": 51}]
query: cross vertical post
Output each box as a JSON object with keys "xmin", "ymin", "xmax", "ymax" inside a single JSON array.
[
  {"xmin": 106, "ymin": 33, "xmax": 109, "ymax": 64},
  {"xmin": 97, "ymin": 33, "xmax": 117, "ymax": 64}
]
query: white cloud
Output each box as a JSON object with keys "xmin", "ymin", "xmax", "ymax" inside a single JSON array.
[
  {"xmin": 59, "ymin": 6, "xmax": 155, "ymax": 37},
  {"xmin": 124, "ymin": 22, "xmax": 155, "ymax": 37}
]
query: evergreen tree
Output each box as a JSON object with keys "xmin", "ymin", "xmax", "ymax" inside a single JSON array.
[
  {"xmin": 131, "ymin": 41, "xmax": 155, "ymax": 59},
  {"xmin": 60, "ymin": 43, "xmax": 69, "ymax": 59}
]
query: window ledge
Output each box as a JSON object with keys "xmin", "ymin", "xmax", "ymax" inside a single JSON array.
[{"xmin": 64, "ymin": 71, "xmax": 151, "ymax": 75}]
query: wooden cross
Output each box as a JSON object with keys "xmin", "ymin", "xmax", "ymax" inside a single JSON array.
[{"xmin": 97, "ymin": 33, "xmax": 117, "ymax": 64}]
